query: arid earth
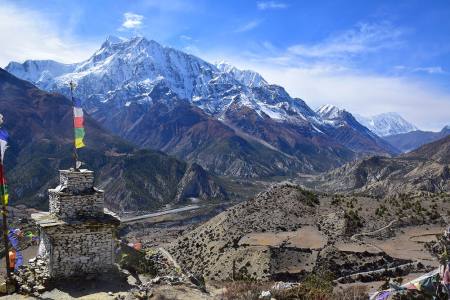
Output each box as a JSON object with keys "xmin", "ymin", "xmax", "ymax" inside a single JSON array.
[
  {"xmin": 1, "ymin": 183, "xmax": 450, "ymax": 299},
  {"xmin": 168, "ymin": 184, "xmax": 449, "ymax": 285}
]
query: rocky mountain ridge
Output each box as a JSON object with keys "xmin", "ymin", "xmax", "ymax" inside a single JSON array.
[
  {"xmin": 383, "ymin": 126, "xmax": 450, "ymax": 153},
  {"xmin": 309, "ymin": 135, "xmax": 450, "ymax": 196},
  {"xmin": 316, "ymin": 104, "xmax": 399, "ymax": 155}
]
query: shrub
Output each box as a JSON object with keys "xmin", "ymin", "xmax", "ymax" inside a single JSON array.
[
  {"xmin": 222, "ymin": 281, "xmax": 272, "ymax": 300},
  {"xmin": 273, "ymin": 271, "xmax": 334, "ymax": 299},
  {"xmin": 332, "ymin": 285, "xmax": 368, "ymax": 300}
]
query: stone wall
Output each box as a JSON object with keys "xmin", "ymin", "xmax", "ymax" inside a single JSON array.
[
  {"xmin": 42, "ymin": 223, "xmax": 116, "ymax": 277},
  {"xmin": 49, "ymin": 169, "xmax": 104, "ymax": 220},
  {"xmin": 49, "ymin": 190, "xmax": 104, "ymax": 220},
  {"xmin": 37, "ymin": 230, "xmax": 51, "ymax": 258},
  {"xmin": 59, "ymin": 169, "xmax": 94, "ymax": 193},
  {"xmin": 33, "ymin": 168, "xmax": 120, "ymax": 279}
]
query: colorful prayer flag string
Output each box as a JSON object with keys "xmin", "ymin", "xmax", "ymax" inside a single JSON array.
[
  {"xmin": 0, "ymin": 128, "xmax": 8, "ymax": 163},
  {"xmin": 0, "ymin": 125, "xmax": 9, "ymax": 206},
  {"xmin": 73, "ymin": 97, "xmax": 85, "ymax": 149},
  {"xmin": 0, "ymin": 164, "xmax": 8, "ymax": 206}
]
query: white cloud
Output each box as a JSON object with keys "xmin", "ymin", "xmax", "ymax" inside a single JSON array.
[
  {"xmin": 121, "ymin": 12, "xmax": 144, "ymax": 30},
  {"xmin": 394, "ymin": 65, "xmax": 446, "ymax": 75},
  {"xmin": 413, "ymin": 66, "xmax": 446, "ymax": 74},
  {"xmin": 180, "ymin": 35, "xmax": 193, "ymax": 41},
  {"xmin": 0, "ymin": 3, "xmax": 98, "ymax": 66},
  {"xmin": 235, "ymin": 20, "xmax": 262, "ymax": 33},
  {"xmin": 259, "ymin": 68, "xmax": 450, "ymax": 131},
  {"xmin": 288, "ymin": 22, "xmax": 404, "ymax": 58},
  {"xmin": 257, "ymin": 1, "xmax": 288, "ymax": 10}
]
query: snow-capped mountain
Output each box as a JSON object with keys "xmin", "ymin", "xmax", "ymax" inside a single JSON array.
[
  {"xmin": 355, "ymin": 112, "xmax": 419, "ymax": 137},
  {"xmin": 317, "ymin": 104, "xmax": 399, "ymax": 154},
  {"xmin": 6, "ymin": 36, "xmax": 398, "ymax": 177},
  {"xmin": 7, "ymin": 36, "xmax": 316, "ymax": 126},
  {"xmin": 215, "ymin": 61, "xmax": 267, "ymax": 88},
  {"xmin": 316, "ymin": 104, "xmax": 342, "ymax": 121}
]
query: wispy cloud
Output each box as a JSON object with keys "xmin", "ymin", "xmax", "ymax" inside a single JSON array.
[
  {"xmin": 121, "ymin": 12, "xmax": 144, "ymax": 30},
  {"xmin": 257, "ymin": 1, "xmax": 288, "ymax": 10},
  {"xmin": 0, "ymin": 2, "xmax": 97, "ymax": 66},
  {"xmin": 235, "ymin": 20, "xmax": 262, "ymax": 33},
  {"xmin": 413, "ymin": 66, "xmax": 446, "ymax": 74},
  {"xmin": 394, "ymin": 65, "xmax": 446, "ymax": 75},
  {"xmin": 288, "ymin": 22, "xmax": 404, "ymax": 58},
  {"xmin": 180, "ymin": 35, "xmax": 193, "ymax": 41},
  {"xmin": 247, "ymin": 62, "xmax": 450, "ymax": 130}
]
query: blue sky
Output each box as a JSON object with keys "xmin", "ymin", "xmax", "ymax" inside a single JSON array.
[{"xmin": 0, "ymin": 0, "xmax": 449, "ymax": 130}]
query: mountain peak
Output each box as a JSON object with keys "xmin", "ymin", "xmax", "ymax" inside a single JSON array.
[
  {"xmin": 101, "ymin": 35, "xmax": 127, "ymax": 48},
  {"xmin": 215, "ymin": 61, "xmax": 267, "ymax": 88},
  {"xmin": 355, "ymin": 112, "xmax": 419, "ymax": 137},
  {"xmin": 316, "ymin": 104, "xmax": 343, "ymax": 119}
]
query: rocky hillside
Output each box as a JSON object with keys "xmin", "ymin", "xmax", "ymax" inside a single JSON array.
[
  {"xmin": 0, "ymin": 68, "xmax": 226, "ymax": 212},
  {"xmin": 6, "ymin": 36, "xmax": 398, "ymax": 177},
  {"xmin": 310, "ymin": 135, "xmax": 450, "ymax": 196},
  {"xmin": 169, "ymin": 185, "xmax": 326, "ymax": 281},
  {"xmin": 168, "ymin": 184, "xmax": 424, "ymax": 282},
  {"xmin": 94, "ymin": 95, "xmax": 303, "ymax": 177},
  {"xmin": 383, "ymin": 126, "xmax": 450, "ymax": 153}
]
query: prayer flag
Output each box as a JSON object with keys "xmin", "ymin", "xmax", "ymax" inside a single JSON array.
[
  {"xmin": 0, "ymin": 128, "xmax": 8, "ymax": 163},
  {"xmin": 0, "ymin": 164, "xmax": 8, "ymax": 205},
  {"xmin": 73, "ymin": 98, "xmax": 85, "ymax": 149},
  {"xmin": 0, "ymin": 127, "xmax": 9, "ymax": 205}
]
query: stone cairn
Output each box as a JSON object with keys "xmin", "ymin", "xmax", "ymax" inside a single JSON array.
[{"xmin": 14, "ymin": 169, "xmax": 120, "ymax": 294}]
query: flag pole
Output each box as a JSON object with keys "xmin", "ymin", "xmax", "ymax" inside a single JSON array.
[
  {"xmin": 1, "ymin": 163, "xmax": 11, "ymax": 282},
  {"xmin": 0, "ymin": 113, "xmax": 11, "ymax": 284},
  {"xmin": 69, "ymin": 82, "xmax": 78, "ymax": 171}
]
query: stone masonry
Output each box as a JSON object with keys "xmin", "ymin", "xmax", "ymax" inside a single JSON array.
[{"xmin": 31, "ymin": 169, "xmax": 120, "ymax": 278}]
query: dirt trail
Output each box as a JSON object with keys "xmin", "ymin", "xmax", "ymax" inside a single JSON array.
[
  {"xmin": 349, "ymin": 220, "xmax": 397, "ymax": 253},
  {"xmin": 159, "ymin": 247, "xmax": 182, "ymax": 272},
  {"xmin": 334, "ymin": 261, "xmax": 421, "ymax": 283},
  {"xmin": 351, "ymin": 220, "xmax": 397, "ymax": 241}
]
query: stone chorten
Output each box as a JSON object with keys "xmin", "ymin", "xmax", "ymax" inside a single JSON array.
[{"xmin": 31, "ymin": 169, "xmax": 120, "ymax": 278}]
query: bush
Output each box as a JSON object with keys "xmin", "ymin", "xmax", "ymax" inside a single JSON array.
[
  {"xmin": 273, "ymin": 271, "xmax": 334, "ymax": 299},
  {"xmin": 299, "ymin": 189, "xmax": 320, "ymax": 206},
  {"xmin": 222, "ymin": 281, "xmax": 272, "ymax": 300},
  {"xmin": 332, "ymin": 286, "xmax": 368, "ymax": 300}
]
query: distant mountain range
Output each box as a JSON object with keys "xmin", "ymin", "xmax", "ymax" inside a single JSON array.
[
  {"xmin": 316, "ymin": 104, "xmax": 399, "ymax": 155},
  {"xmin": 5, "ymin": 36, "xmax": 404, "ymax": 178},
  {"xmin": 383, "ymin": 126, "xmax": 450, "ymax": 153},
  {"xmin": 355, "ymin": 112, "xmax": 419, "ymax": 137},
  {"xmin": 0, "ymin": 68, "xmax": 226, "ymax": 213},
  {"xmin": 311, "ymin": 134, "xmax": 450, "ymax": 196}
]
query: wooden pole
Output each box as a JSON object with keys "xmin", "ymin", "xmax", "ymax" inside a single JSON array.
[
  {"xmin": 0, "ymin": 163, "xmax": 11, "ymax": 282},
  {"xmin": 69, "ymin": 81, "xmax": 78, "ymax": 171}
]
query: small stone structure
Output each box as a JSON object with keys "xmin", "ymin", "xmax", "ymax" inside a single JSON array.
[{"xmin": 31, "ymin": 169, "xmax": 120, "ymax": 278}]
